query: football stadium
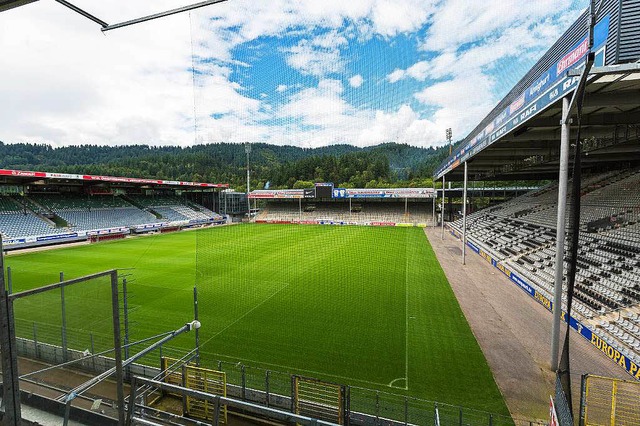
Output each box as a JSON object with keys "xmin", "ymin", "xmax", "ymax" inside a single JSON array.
[{"xmin": 1, "ymin": 1, "xmax": 640, "ymax": 425}]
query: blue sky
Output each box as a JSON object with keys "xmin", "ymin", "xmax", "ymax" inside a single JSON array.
[{"xmin": 0, "ymin": 0, "xmax": 587, "ymax": 148}]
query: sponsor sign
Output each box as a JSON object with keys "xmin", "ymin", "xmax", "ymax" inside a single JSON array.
[
  {"xmin": 436, "ymin": 15, "xmax": 610, "ymax": 178},
  {"xmin": 0, "ymin": 168, "xmax": 227, "ymax": 188},
  {"xmin": 249, "ymin": 189, "xmax": 305, "ymax": 199},
  {"xmin": 36, "ymin": 233, "xmax": 78, "ymax": 242},
  {"xmin": 250, "ymin": 188, "xmax": 435, "ymax": 199}
]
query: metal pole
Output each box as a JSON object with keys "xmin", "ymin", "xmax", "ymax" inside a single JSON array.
[
  {"xmin": 110, "ymin": 271, "xmax": 126, "ymax": 425},
  {"xmin": 551, "ymin": 96, "xmax": 571, "ymax": 370},
  {"xmin": 462, "ymin": 161, "xmax": 468, "ymax": 265},
  {"xmin": 441, "ymin": 175, "xmax": 445, "ymax": 239},
  {"xmin": 33, "ymin": 322, "xmax": 39, "ymax": 358},
  {"xmin": 432, "ymin": 182, "xmax": 436, "ymax": 227},
  {"xmin": 122, "ymin": 278, "xmax": 130, "ymax": 378},
  {"xmin": 7, "ymin": 266, "xmax": 12, "ymax": 294},
  {"xmin": 0, "ymin": 238, "xmax": 22, "ymax": 425},
  {"xmin": 101, "ymin": 0, "xmax": 228, "ymax": 32},
  {"xmin": 60, "ymin": 271, "xmax": 67, "ymax": 362},
  {"xmin": 404, "ymin": 197, "xmax": 408, "ymax": 216},
  {"xmin": 194, "ymin": 286, "xmax": 200, "ymax": 365},
  {"xmin": 299, "ymin": 197, "xmax": 302, "ymax": 221},
  {"xmin": 245, "ymin": 143, "xmax": 251, "ymax": 221}
]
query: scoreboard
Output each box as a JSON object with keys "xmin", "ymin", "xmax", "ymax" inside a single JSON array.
[{"xmin": 314, "ymin": 182, "xmax": 333, "ymax": 199}]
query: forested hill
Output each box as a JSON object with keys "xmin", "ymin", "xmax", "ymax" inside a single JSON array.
[{"xmin": 0, "ymin": 141, "xmax": 454, "ymax": 190}]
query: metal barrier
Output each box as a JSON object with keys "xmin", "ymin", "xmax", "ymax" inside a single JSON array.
[
  {"xmin": 292, "ymin": 375, "xmax": 348, "ymax": 425},
  {"xmin": 184, "ymin": 364, "xmax": 228, "ymax": 423},
  {"xmin": 581, "ymin": 374, "xmax": 640, "ymax": 426}
]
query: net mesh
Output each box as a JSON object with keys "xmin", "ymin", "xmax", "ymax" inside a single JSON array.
[
  {"xmin": 12, "ymin": 273, "xmax": 115, "ymax": 357},
  {"xmin": 195, "ymin": 224, "xmax": 408, "ymax": 381}
]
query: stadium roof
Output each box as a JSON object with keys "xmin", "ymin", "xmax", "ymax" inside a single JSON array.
[
  {"xmin": 0, "ymin": 168, "xmax": 228, "ymax": 188},
  {"xmin": 435, "ymin": 1, "xmax": 640, "ymax": 181}
]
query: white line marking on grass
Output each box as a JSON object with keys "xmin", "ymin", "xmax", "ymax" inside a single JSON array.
[{"xmin": 388, "ymin": 377, "xmax": 407, "ymax": 389}]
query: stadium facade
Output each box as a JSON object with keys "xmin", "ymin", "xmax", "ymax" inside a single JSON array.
[
  {"xmin": 0, "ymin": 167, "xmax": 228, "ymax": 250},
  {"xmin": 434, "ymin": 0, "xmax": 640, "ymax": 383}
]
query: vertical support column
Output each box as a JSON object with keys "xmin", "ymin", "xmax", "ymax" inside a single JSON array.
[
  {"xmin": 349, "ymin": 197, "xmax": 352, "ymax": 221},
  {"xmin": 193, "ymin": 285, "xmax": 200, "ymax": 365},
  {"xmin": 7, "ymin": 266, "xmax": 12, "ymax": 294},
  {"xmin": 441, "ymin": 175, "xmax": 446, "ymax": 239},
  {"xmin": 404, "ymin": 197, "xmax": 408, "ymax": 216},
  {"xmin": 432, "ymin": 182, "xmax": 436, "ymax": 227},
  {"xmin": 299, "ymin": 197, "xmax": 302, "ymax": 222},
  {"xmin": 110, "ymin": 271, "xmax": 126, "ymax": 425},
  {"xmin": 462, "ymin": 161, "xmax": 468, "ymax": 265},
  {"xmin": 551, "ymin": 96, "xmax": 571, "ymax": 370},
  {"xmin": 60, "ymin": 271, "xmax": 67, "ymax": 362},
  {"xmin": 1, "ymin": 239, "xmax": 22, "ymax": 425},
  {"xmin": 122, "ymin": 277, "xmax": 130, "ymax": 379}
]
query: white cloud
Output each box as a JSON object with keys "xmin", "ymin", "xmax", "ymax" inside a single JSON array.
[
  {"xmin": 421, "ymin": 0, "xmax": 581, "ymax": 52},
  {"xmin": 348, "ymin": 74, "xmax": 364, "ymax": 88},
  {"xmin": 0, "ymin": 0, "xmax": 586, "ymax": 151},
  {"xmin": 387, "ymin": 60, "xmax": 431, "ymax": 83},
  {"xmin": 285, "ymin": 38, "xmax": 345, "ymax": 76}
]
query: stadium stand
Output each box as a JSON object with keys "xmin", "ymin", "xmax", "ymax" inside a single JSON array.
[
  {"xmin": 0, "ymin": 195, "xmax": 65, "ymax": 239},
  {"xmin": 449, "ymin": 168, "xmax": 640, "ymax": 366},
  {"xmin": 257, "ymin": 201, "xmax": 432, "ymax": 224},
  {"xmin": 30, "ymin": 193, "xmax": 160, "ymax": 232},
  {"xmin": 127, "ymin": 194, "xmax": 222, "ymax": 222}
]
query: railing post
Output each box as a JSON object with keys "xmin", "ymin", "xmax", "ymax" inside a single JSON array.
[
  {"xmin": 241, "ymin": 364, "xmax": 246, "ymax": 400},
  {"xmin": 266, "ymin": 370, "xmax": 271, "ymax": 407},
  {"xmin": 33, "ymin": 322, "xmax": 39, "ymax": 358},
  {"xmin": 60, "ymin": 271, "xmax": 68, "ymax": 362},
  {"xmin": 90, "ymin": 333, "xmax": 96, "ymax": 372},
  {"xmin": 7, "ymin": 266, "xmax": 12, "ymax": 294},
  {"xmin": 404, "ymin": 396, "xmax": 408, "ymax": 425}
]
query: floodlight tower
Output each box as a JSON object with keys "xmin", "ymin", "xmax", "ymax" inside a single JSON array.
[
  {"xmin": 446, "ymin": 127, "xmax": 452, "ymax": 156},
  {"xmin": 245, "ymin": 142, "xmax": 251, "ymax": 220}
]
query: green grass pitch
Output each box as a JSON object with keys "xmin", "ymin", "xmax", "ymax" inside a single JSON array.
[{"xmin": 5, "ymin": 224, "xmax": 508, "ymax": 414}]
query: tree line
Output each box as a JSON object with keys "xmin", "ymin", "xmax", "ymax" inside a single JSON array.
[{"xmin": 0, "ymin": 141, "xmax": 456, "ymax": 191}]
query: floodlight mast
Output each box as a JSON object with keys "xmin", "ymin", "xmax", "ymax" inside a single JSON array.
[{"xmin": 245, "ymin": 142, "xmax": 252, "ymax": 220}]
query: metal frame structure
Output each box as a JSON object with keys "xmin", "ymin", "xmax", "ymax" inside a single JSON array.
[
  {"xmin": 0, "ymin": 0, "xmax": 229, "ymax": 32},
  {"xmin": 434, "ymin": 0, "xmax": 640, "ymax": 371},
  {"xmin": 0, "ymin": 266, "xmax": 122, "ymax": 426},
  {"xmin": 127, "ymin": 376, "xmax": 339, "ymax": 426}
]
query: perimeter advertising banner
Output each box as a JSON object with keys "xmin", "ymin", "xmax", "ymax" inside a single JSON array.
[
  {"xmin": 251, "ymin": 188, "xmax": 435, "ymax": 199},
  {"xmin": 333, "ymin": 188, "xmax": 435, "ymax": 199},
  {"xmin": 436, "ymin": 15, "xmax": 610, "ymax": 178},
  {"xmin": 450, "ymin": 227, "xmax": 640, "ymax": 381}
]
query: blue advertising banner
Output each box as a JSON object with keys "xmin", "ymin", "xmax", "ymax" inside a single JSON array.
[
  {"xmin": 436, "ymin": 15, "xmax": 610, "ymax": 178},
  {"xmin": 36, "ymin": 233, "xmax": 78, "ymax": 242},
  {"xmin": 448, "ymin": 227, "xmax": 640, "ymax": 380}
]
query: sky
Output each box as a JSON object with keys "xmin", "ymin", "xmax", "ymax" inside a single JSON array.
[{"xmin": 0, "ymin": 0, "xmax": 587, "ymax": 149}]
